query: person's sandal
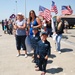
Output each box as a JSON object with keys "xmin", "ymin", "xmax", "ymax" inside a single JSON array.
[
  {"xmin": 35, "ymin": 65, "xmax": 38, "ymax": 68},
  {"xmin": 41, "ymin": 72, "xmax": 46, "ymax": 75},
  {"xmin": 35, "ymin": 68, "xmax": 40, "ymax": 71},
  {"xmin": 32, "ymin": 54, "xmax": 34, "ymax": 58}
]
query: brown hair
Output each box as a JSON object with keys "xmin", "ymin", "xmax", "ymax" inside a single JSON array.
[{"xmin": 29, "ymin": 10, "xmax": 36, "ymax": 22}]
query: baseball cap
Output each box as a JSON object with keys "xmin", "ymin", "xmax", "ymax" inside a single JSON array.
[
  {"xmin": 33, "ymin": 28, "xmax": 38, "ymax": 31},
  {"xmin": 17, "ymin": 12, "xmax": 23, "ymax": 16},
  {"xmin": 40, "ymin": 32, "xmax": 48, "ymax": 36}
]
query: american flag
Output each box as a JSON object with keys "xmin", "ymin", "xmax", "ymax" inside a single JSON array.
[
  {"xmin": 61, "ymin": 6, "xmax": 73, "ymax": 15},
  {"xmin": 39, "ymin": 6, "xmax": 51, "ymax": 21},
  {"xmin": 51, "ymin": 1, "xmax": 58, "ymax": 14}
]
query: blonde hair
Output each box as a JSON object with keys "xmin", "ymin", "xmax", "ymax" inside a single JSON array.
[
  {"xmin": 56, "ymin": 16, "xmax": 62, "ymax": 30},
  {"xmin": 57, "ymin": 22, "xmax": 62, "ymax": 30}
]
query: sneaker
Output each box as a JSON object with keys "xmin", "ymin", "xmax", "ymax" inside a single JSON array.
[
  {"xmin": 58, "ymin": 51, "xmax": 61, "ymax": 54},
  {"xmin": 27, "ymin": 52, "xmax": 29, "ymax": 54},
  {"xmin": 16, "ymin": 54, "xmax": 20, "ymax": 57},
  {"xmin": 25, "ymin": 54, "xmax": 27, "ymax": 58}
]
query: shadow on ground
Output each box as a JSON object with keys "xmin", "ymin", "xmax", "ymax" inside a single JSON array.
[
  {"xmin": 62, "ymin": 35, "xmax": 68, "ymax": 39},
  {"xmin": 47, "ymin": 60, "xmax": 53, "ymax": 64},
  {"xmin": 0, "ymin": 35, "xmax": 2, "ymax": 37},
  {"xmin": 19, "ymin": 53, "xmax": 33, "ymax": 57},
  {"xmin": 61, "ymin": 48, "xmax": 73, "ymax": 53},
  {"xmin": 71, "ymin": 35, "xmax": 75, "ymax": 37},
  {"xmin": 47, "ymin": 67, "xmax": 63, "ymax": 74},
  {"xmin": 27, "ymin": 53, "xmax": 33, "ymax": 57},
  {"xmin": 49, "ymin": 54, "xmax": 56, "ymax": 59},
  {"xmin": 20, "ymin": 54, "xmax": 25, "ymax": 56}
]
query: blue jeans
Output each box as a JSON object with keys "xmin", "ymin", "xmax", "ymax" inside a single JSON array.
[{"xmin": 55, "ymin": 34, "xmax": 62, "ymax": 51}]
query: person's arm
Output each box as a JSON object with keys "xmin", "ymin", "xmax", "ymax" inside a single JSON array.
[
  {"xmin": 45, "ymin": 42, "xmax": 51, "ymax": 60},
  {"xmin": 17, "ymin": 23, "xmax": 26, "ymax": 29},
  {"xmin": 26, "ymin": 18, "xmax": 30, "ymax": 31},
  {"xmin": 13, "ymin": 23, "xmax": 18, "ymax": 30},
  {"xmin": 33, "ymin": 17, "xmax": 42, "ymax": 28},
  {"xmin": 36, "ymin": 42, "xmax": 40, "ymax": 58},
  {"xmin": 45, "ymin": 55, "xmax": 48, "ymax": 60}
]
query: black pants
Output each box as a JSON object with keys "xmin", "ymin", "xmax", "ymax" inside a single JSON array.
[
  {"xmin": 16, "ymin": 35, "xmax": 26, "ymax": 50},
  {"xmin": 38, "ymin": 58, "xmax": 47, "ymax": 72},
  {"xmin": 2, "ymin": 25, "xmax": 4, "ymax": 30},
  {"xmin": 9, "ymin": 28, "xmax": 13, "ymax": 34},
  {"xmin": 34, "ymin": 50, "xmax": 38, "ymax": 65},
  {"xmin": 6, "ymin": 25, "xmax": 9, "ymax": 34}
]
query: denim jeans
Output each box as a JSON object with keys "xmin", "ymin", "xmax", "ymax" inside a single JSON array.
[{"xmin": 55, "ymin": 34, "xmax": 62, "ymax": 51}]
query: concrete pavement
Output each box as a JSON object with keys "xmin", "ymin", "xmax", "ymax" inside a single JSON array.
[{"xmin": 0, "ymin": 25, "xmax": 75, "ymax": 75}]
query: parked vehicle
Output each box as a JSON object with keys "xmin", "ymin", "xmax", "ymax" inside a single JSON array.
[{"xmin": 61, "ymin": 15, "xmax": 75, "ymax": 29}]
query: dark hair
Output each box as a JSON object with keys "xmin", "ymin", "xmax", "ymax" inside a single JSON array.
[{"xmin": 29, "ymin": 10, "xmax": 36, "ymax": 22}]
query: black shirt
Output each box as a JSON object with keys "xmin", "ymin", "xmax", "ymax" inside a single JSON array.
[{"xmin": 55, "ymin": 20, "xmax": 64, "ymax": 35}]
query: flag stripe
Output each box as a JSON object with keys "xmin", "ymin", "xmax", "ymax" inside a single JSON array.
[
  {"xmin": 51, "ymin": 1, "xmax": 58, "ymax": 14},
  {"xmin": 61, "ymin": 6, "xmax": 73, "ymax": 15},
  {"xmin": 39, "ymin": 6, "xmax": 51, "ymax": 21}
]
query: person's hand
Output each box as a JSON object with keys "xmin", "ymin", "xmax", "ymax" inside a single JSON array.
[
  {"xmin": 32, "ymin": 26, "xmax": 34, "ymax": 28},
  {"xmin": 14, "ymin": 25, "xmax": 18, "ymax": 30},
  {"xmin": 45, "ymin": 55, "xmax": 48, "ymax": 60},
  {"xmin": 32, "ymin": 26, "xmax": 35, "ymax": 28},
  {"xmin": 17, "ymin": 26, "xmax": 21, "ymax": 29},
  {"xmin": 37, "ymin": 55, "xmax": 40, "ymax": 58},
  {"xmin": 54, "ymin": 32, "xmax": 56, "ymax": 34},
  {"xmin": 26, "ymin": 31, "xmax": 29, "ymax": 36}
]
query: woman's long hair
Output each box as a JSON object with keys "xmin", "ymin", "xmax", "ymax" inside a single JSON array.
[{"xmin": 29, "ymin": 10, "xmax": 36, "ymax": 23}]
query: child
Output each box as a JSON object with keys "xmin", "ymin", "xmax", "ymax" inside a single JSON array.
[
  {"xmin": 30, "ymin": 28, "xmax": 40, "ymax": 66},
  {"xmin": 36, "ymin": 32, "xmax": 51, "ymax": 75}
]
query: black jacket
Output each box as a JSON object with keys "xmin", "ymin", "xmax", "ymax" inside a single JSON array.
[
  {"xmin": 55, "ymin": 20, "xmax": 64, "ymax": 35},
  {"xmin": 30, "ymin": 33, "xmax": 40, "ymax": 50},
  {"xmin": 36, "ymin": 40, "xmax": 51, "ymax": 58}
]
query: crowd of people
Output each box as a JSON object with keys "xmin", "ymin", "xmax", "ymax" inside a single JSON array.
[
  {"xmin": 1, "ymin": 10, "xmax": 66, "ymax": 75},
  {"xmin": 2, "ymin": 19, "xmax": 13, "ymax": 34}
]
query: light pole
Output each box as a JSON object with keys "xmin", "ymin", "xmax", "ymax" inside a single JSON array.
[
  {"xmin": 15, "ymin": 0, "xmax": 17, "ymax": 15},
  {"xmin": 25, "ymin": 0, "xmax": 26, "ymax": 17},
  {"xmin": 13, "ymin": 9, "xmax": 15, "ymax": 14}
]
